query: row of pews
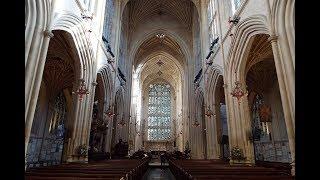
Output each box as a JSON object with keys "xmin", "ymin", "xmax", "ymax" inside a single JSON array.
[
  {"xmin": 168, "ymin": 159, "xmax": 294, "ymax": 180},
  {"xmin": 25, "ymin": 159, "xmax": 150, "ymax": 180}
]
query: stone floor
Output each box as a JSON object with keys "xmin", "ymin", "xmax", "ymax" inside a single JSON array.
[{"xmin": 141, "ymin": 167, "xmax": 176, "ymax": 180}]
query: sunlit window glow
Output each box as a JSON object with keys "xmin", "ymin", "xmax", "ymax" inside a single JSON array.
[{"xmin": 147, "ymin": 83, "xmax": 172, "ymax": 141}]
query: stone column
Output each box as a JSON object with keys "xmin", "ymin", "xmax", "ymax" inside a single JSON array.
[
  {"xmin": 64, "ymin": 79, "xmax": 95, "ymax": 163},
  {"xmin": 224, "ymin": 81, "xmax": 255, "ymax": 165},
  {"xmin": 213, "ymin": 103, "xmax": 222, "ymax": 159},
  {"xmin": 25, "ymin": 30, "xmax": 53, "ymax": 157},
  {"xmin": 205, "ymin": 103, "xmax": 219, "ymax": 159},
  {"xmin": 268, "ymin": 35, "xmax": 295, "ymax": 175}
]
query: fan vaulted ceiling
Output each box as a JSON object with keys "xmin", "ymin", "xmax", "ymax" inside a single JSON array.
[
  {"xmin": 127, "ymin": 0, "xmax": 194, "ymax": 30},
  {"xmin": 134, "ymin": 35, "xmax": 184, "ymax": 66},
  {"xmin": 140, "ymin": 54, "xmax": 182, "ymax": 89}
]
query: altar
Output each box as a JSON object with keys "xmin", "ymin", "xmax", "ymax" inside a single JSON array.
[{"xmin": 144, "ymin": 141, "xmax": 174, "ymax": 152}]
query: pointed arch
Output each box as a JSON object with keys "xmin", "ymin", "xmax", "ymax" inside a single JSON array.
[
  {"xmin": 51, "ymin": 12, "xmax": 95, "ymax": 82},
  {"xmin": 97, "ymin": 65, "xmax": 114, "ymax": 107}
]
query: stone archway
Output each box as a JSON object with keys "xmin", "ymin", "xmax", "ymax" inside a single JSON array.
[
  {"xmin": 111, "ymin": 88, "xmax": 125, "ymax": 148},
  {"xmin": 25, "ymin": 12, "xmax": 96, "ymax": 164},
  {"xmin": 26, "ymin": 30, "xmax": 76, "ymax": 168},
  {"xmin": 213, "ymin": 76, "xmax": 229, "ymax": 160},
  {"xmin": 245, "ymin": 53, "xmax": 291, "ymax": 163},
  {"xmin": 226, "ymin": 30, "xmax": 294, "ymax": 173},
  {"xmin": 88, "ymin": 73, "xmax": 107, "ymax": 158}
]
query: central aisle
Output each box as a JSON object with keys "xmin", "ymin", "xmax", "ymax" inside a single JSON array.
[
  {"xmin": 142, "ymin": 156, "xmax": 175, "ymax": 180},
  {"xmin": 141, "ymin": 167, "xmax": 176, "ymax": 180}
]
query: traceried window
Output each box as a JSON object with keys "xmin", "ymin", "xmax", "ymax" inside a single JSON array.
[
  {"xmin": 102, "ymin": 0, "xmax": 115, "ymax": 43},
  {"xmin": 231, "ymin": 0, "xmax": 242, "ymax": 14},
  {"xmin": 48, "ymin": 92, "xmax": 67, "ymax": 138},
  {"xmin": 252, "ymin": 94, "xmax": 271, "ymax": 140},
  {"xmin": 207, "ymin": 0, "xmax": 218, "ymax": 43},
  {"xmin": 147, "ymin": 84, "xmax": 172, "ymax": 141}
]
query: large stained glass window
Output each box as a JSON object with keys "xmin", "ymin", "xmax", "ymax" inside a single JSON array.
[{"xmin": 147, "ymin": 83, "xmax": 171, "ymax": 141}]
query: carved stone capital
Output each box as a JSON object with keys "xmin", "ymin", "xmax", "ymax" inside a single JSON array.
[
  {"xmin": 44, "ymin": 30, "xmax": 54, "ymax": 38},
  {"xmin": 268, "ymin": 35, "xmax": 278, "ymax": 42}
]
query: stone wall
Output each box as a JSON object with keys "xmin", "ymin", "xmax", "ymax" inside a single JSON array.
[
  {"xmin": 254, "ymin": 141, "xmax": 291, "ymax": 162},
  {"xmin": 26, "ymin": 135, "xmax": 64, "ymax": 168}
]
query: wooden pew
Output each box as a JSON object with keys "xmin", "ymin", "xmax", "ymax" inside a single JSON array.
[
  {"xmin": 168, "ymin": 159, "xmax": 294, "ymax": 180},
  {"xmin": 26, "ymin": 158, "xmax": 150, "ymax": 180}
]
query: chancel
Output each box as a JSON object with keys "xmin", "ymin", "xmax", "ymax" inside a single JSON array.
[{"xmin": 25, "ymin": 0, "xmax": 295, "ymax": 179}]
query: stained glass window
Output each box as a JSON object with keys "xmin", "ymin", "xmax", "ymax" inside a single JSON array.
[
  {"xmin": 252, "ymin": 95, "xmax": 270, "ymax": 140},
  {"xmin": 207, "ymin": 0, "xmax": 218, "ymax": 44},
  {"xmin": 103, "ymin": 0, "xmax": 115, "ymax": 43},
  {"xmin": 147, "ymin": 84, "xmax": 171, "ymax": 141},
  {"xmin": 48, "ymin": 92, "xmax": 67, "ymax": 138},
  {"xmin": 231, "ymin": 0, "xmax": 242, "ymax": 14}
]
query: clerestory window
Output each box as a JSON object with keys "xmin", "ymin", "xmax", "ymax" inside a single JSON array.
[{"xmin": 231, "ymin": 0, "xmax": 242, "ymax": 14}]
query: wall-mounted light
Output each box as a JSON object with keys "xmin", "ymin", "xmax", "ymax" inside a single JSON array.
[
  {"xmin": 228, "ymin": 16, "xmax": 240, "ymax": 25},
  {"xmin": 192, "ymin": 121, "xmax": 200, "ymax": 127},
  {"xmin": 205, "ymin": 105, "xmax": 214, "ymax": 117},
  {"xmin": 104, "ymin": 105, "xmax": 115, "ymax": 118},
  {"xmin": 156, "ymin": 33, "xmax": 165, "ymax": 39}
]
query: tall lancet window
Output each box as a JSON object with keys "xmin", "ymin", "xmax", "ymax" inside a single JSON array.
[
  {"xmin": 147, "ymin": 83, "xmax": 171, "ymax": 141},
  {"xmin": 207, "ymin": 0, "xmax": 218, "ymax": 43},
  {"xmin": 231, "ymin": 0, "xmax": 242, "ymax": 14},
  {"xmin": 102, "ymin": 0, "xmax": 115, "ymax": 43}
]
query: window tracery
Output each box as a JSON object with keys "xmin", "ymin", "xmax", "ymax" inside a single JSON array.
[
  {"xmin": 231, "ymin": 0, "xmax": 242, "ymax": 14},
  {"xmin": 48, "ymin": 92, "xmax": 67, "ymax": 138},
  {"xmin": 207, "ymin": 0, "xmax": 218, "ymax": 43},
  {"xmin": 147, "ymin": 84, "xmax": 172, "ymax": 141},
  {"xmin": 103, "ymin": 0, "xmax": 115, "ymax": 43}
]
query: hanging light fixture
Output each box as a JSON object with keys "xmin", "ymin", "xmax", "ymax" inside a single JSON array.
[
  {"xmin": 104, "ymin": 105, "xmax": 115, "ymax": 118},
  {"xmin": 192, "ymin": 120, "xmax": 200, "ymax": 127},
  {"xmin": 231, "ymin": 81, "xmax": 248, "ymax": 104},
  {"xmin": 156, "ymin": 33, "xmax": 165, "ymax": 39},
  {"xmin": 156, "ymin": 59, "xmax": 164, "ymax": 67},
  {"xmin": 205, "ymin": 105, "xmax": 214, "ymax": 117},
  {"xmin": 118, "ymin": 117, "xmax": 126, "ymax": 127},
  {"xmin": 72, "ymin": 79, "xmax": 89, "ymax": 101}
]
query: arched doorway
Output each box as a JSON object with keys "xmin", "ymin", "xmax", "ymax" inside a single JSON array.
[
  {"xmin": 214, "ymin": 76, "xmax": 229, "ymax": 160},
  {"xmin": 88, "ymin": 73, "xmax": 108, "ymax": 160},
  {"xmin": 245, "ymin": 34, "xmax": 291, "ymax": 163},
  {"xmin": 110, "ymin": 88, "xmax": 128, "ymax": 158},
  {"xmin": 26, "ymin": 30, "xmax": 75, "ymax": 168}
]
